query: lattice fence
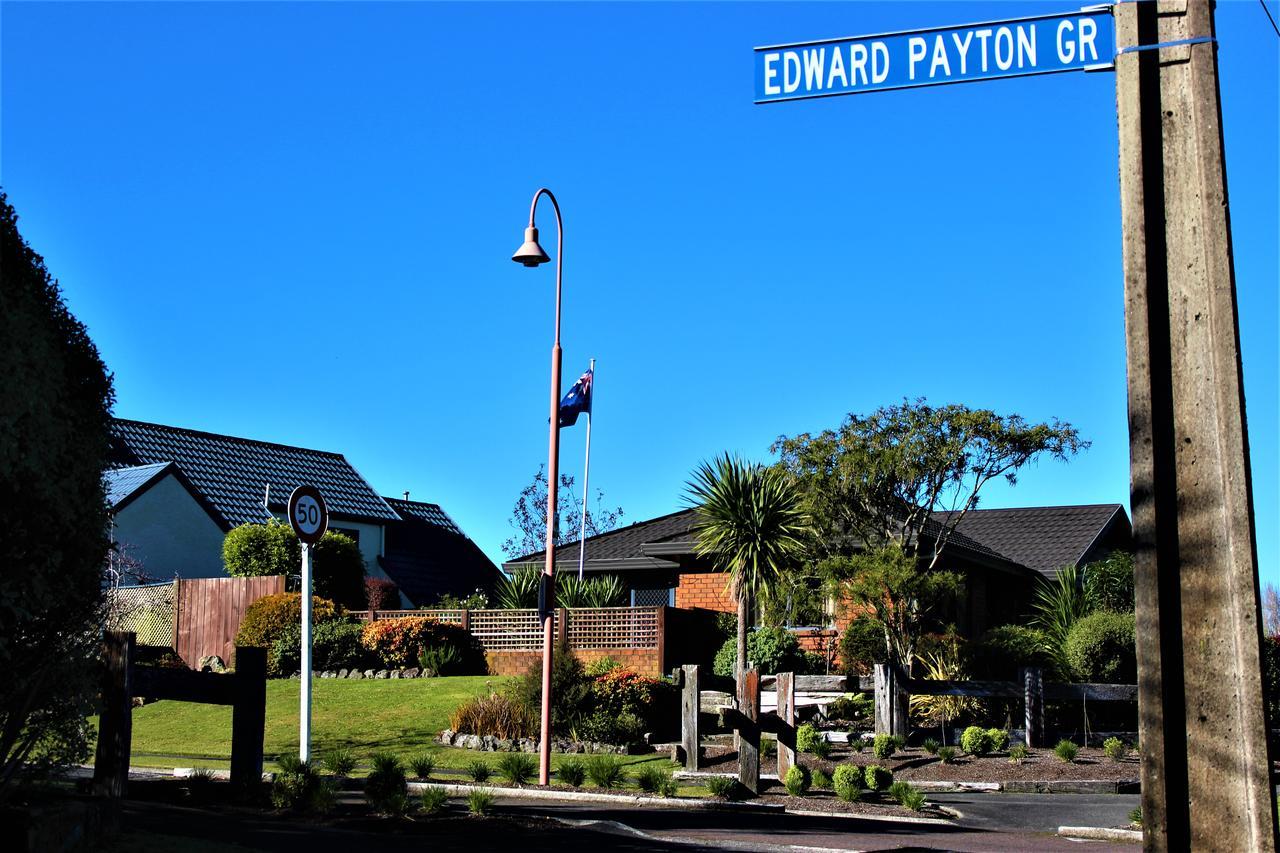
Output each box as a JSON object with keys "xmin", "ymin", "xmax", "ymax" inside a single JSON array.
[
  {"xmin": 105, "ymin": 581, "xmax": 176, "ymax": 648},
  {"xmin": 354, "ymin": 607, "xmax": 659, "ymax": 652}
]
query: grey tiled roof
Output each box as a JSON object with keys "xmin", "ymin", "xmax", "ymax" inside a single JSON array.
[
  {"xmin": 108, "ymin": 419, "xmax": 399, "ymax": 529},
  {"xmin": 380, "ymin": 497, "xmax": 500, "ymax": 606},
  {"xmin": 104, "ymin": 462, "xmax": 172, "ymax": 507},
  {"xmin": 506, "ymin": 509, "xmax": 698, "ymax": 567},
  {"xmin": 931, "ymin": 504, "xmax": 1127, "ymax": 577},
  {"xmin": 385, "ymin": 497, "xmax": 462, "ymax": 536}
]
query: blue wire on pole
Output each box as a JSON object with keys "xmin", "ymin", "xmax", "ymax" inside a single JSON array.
[{"xmin": 1116, "ymin": 36, "xmax": 1218, "ymax": 55}]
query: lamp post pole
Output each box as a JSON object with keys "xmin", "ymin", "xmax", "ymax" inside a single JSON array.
[{"xmin": 512, "ymin": 187, "xmax": 563, "ymax": 786}]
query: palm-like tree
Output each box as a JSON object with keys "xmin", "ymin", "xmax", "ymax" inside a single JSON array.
[{"xmin": 685, "ymin": 454, "xmax": 810, "ymax": 685}]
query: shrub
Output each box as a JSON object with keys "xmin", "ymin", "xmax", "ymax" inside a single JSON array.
[
  {"xmin": 812, "ymin": 768, "xmax": 833, "ymax": 790},
  {"xmin": 588, "ymin": 667, "xmax": 672, "ymax": 739},
  {"xmin": 1008, "ymin": 743, "xmax": 1029, "ymax": 764},
  {"xmin": 365, "ymin": 753, "xmax": 408, "ymax": 815},
  {"xmin": 419, "ymin": 644, "xmax": 463, "ymax": 677},
  {"xmin": 494, "ymin": 566, "xmax": 541, "ymax": 609},
  {"xmin": 864, "ymin": 764, "xmax": 893, "ymax": 791},
  {"xmin": 1054, "ymin": 739, "xmax": 1079, "ymax": 763},
  {"xmin": 1, "ymin": 192, "xmax": 115, "ymax": 793},
  {"xmin": 636, "ymin": 764, "xmax": 677, "ymax": 797},
  {"xmin": 706, "ymin": 776, "xmax": 740, "ymax": 799},
  {"xmin": 833, "ymin": 764, "xmax": 863, "ymax": 801},
  {"xmin": 847, "ymin": 732, "xmax": 865, "ymax": 752},
  {"xmin": 900, "ymin": 788, "xmax": 927, "ymax": 811},
  {"xmin": 235, "ymin": 593, "xmax": 342, "ymax": 673},
  {"xmin": 825, "ymin": 692, "xmax": 872, "ymax": 722},
  {"xmin": 557, "ymin": 758, "xmax": 586, "ymax": 786},
  {"xmin": 467, "ymin": 788, "xmax": 495, "ymax": 815},
  {"xmin": 322, "ymin": 749, "xmax": 357, "ymax": 777},
  {"xmin": 713, "ymin": 627, "xmax": 809, "ymax": 678},
  {"xmin": 838, "ymin": 616, "xmax": 885, "ymax": 675},
  {"xmin": 986, "ymin": 729, "xmax": 1010, "ymax": 752},
  {"xmin": 783, "ymin": 764, "xmax": 811, "ymax": 796},
  {"xmin": 586, "ymin": 656, "xmax": 623, "ymax": 676},
  {"xmin": 810, "ymin": 739, "xmax": 832, "ymax": 760},
  {"xmin": 557, "ymin": 572, "xmax": 626, "ymax": 608},
  {"xmin": 466, "ymin": 760, "xmax": 492, "ymax": 782},
  {"xmin": 310, "ymin": 532, "xmax": 367, "ymax": 608},
  {"xmin": 361, "ymin": 615, "xmax": 482, "ymax": 671},
  {"xmin": 872, "ymin": 733, "xmax": 894, "ymax": 760},
  {"xmin": 1083, "ymin": 551, "xmax": 1135, "ymax": 614},
  {"xmin": 585, "ymin": 754, "xmax": 627, "ymax": 789},
  {"xmin": 890, "ymin": 734, "xmax": 907, "ymax": 752},
  {"xmin": 271, "ymin": 756, "xmax": 335, "ymax": 814},
  {"xmin": 271, "ymin": 618, "xmax": 371, "ymax": 676},
  {"xmin": 1063, "ymin": 611, "xmax": 1137, "ymax": 683},
  {"xmin": 409, "ymin": 754, "xmax": 435, "ymax": 779},
  {"xmin": 420, "ymin": 785, "xmax": 449, "ymax": 814},
  {"xmin": 1128, "ymin": 806, "xmax": 1143, "ymax": 827},
  {"xmin": 497, "ymin": 753, "xmax": 537, "ymax": 785},
  {"xmin": 365, "ymin": 577, "xmax": 401, "ymax": 610},
  {"xmin": 432, "ymin": 589, "xmax": 490, "ymax": 610},
  {"xmin": 576, "ymin": 710, "xmax": 646, "ymax": 746},
  {"xmin": 760, "ymin": 738, "xmax": 777, "ymax": 758},
  {"xmin": 887, "ymin": 780, "xmax": 913, "ymax": 804},
  {"xmin": 960, "ymin": 726, "xmax": 993, "ymax": 756},
  {"xmin": 922, "ymin": 737, "xmax": 940, "ymax": 755},
  {"xmin": 970, "ymin": 624, "xmax": 1055, "ymax": 680},
  {"xmin": 223, "ymin": 520, "xmax": 299, "ymax": 579},
  {"xmin": 1103, "ymin": 736, "xmax": 1127, "ymax": 762},
  {"xmin": 937, "ymin": 746, "xmax": 958, "ymax": 764},
  {"xmin": 506, "ymin": 637, "xmax": 592, "ymax": 735},
  {"xmin": 450, "ymin": 692, "xmax": 537, "ymax": 739},
  {"xmin": 796, "ymin": 724, "xmax": 824, "ymax": 754}
]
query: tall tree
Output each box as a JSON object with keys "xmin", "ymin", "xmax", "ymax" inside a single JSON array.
[
  {"xmin": 772, "ymin": 398, "xmax": 1087, "ymax": 567},
  {"xmin": 0, "ymin": 191, "xmax": 115, "ymax": 797},
  {"xmin": 501, "ymin": 465, "xmax": 623, "ymax": 559},
  {"xmin": 774, "ymin": 398, "xmax": 1086, "ymax": 672},
  {"xmin": 685, "ymin": 454, "xmax": 809, "ymax": 686}
]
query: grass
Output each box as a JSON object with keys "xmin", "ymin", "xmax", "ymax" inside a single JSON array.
[{"xmin": 89, "ymin": 677, "xmax": 674, "ymax": 777}]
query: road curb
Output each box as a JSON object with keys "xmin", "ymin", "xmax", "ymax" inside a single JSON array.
[
  {"xmin": 406, "ymin": 781, "xmax": 784, "ymax": 812},
  {"xmin": 1058, "ymin": 825, "xmax": 1142, "ymax": 843}
]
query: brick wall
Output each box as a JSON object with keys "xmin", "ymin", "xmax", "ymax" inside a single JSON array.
[
  {"xmin": 486, "ymin": 646, "xmax": 661, "ymax": 677},
  {"xmin": 674, "ymin": 571, "xmax": 736, "ymax": 612}
]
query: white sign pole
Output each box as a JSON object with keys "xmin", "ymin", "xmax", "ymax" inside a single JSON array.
[{"xmin": 300, "ymin": 541, "xmax": 313, "ymax": 763}]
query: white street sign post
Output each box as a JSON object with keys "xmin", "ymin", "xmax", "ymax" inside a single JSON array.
[{"xmin": 288, "ymin": 485, "xmax": 327, "ymax": 763}]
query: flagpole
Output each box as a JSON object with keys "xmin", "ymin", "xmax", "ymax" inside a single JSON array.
[{"xmin": 578, "ymin": 358, "xmax": 594, "ymax": 581}]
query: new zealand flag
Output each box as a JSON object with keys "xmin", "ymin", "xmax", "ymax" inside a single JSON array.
[{"xmin": 558, "ymin": 367, "xmax": 593, "ymax": 427}]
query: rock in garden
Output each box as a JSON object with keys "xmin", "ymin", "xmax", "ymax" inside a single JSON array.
[
  {"xmin": 389, "ymin": 670, "xmax": 401, "ymax": 679},
  {"xmin": 439, "ymin": 730, "xmax": 455, "ymax": 746},
  {"xmin": 495, "ymin": 739, "xmax": 512, "ymax": 751},
  {"xmin": 198, "ymin": 655, "xmax": 226, "ymax": 673},
  {"xmin": 350, "ymin": 670, "xmax": 364, "ymax": 679},
  {"xmin": 402, "ymin": 667, "xmax": 420, "ymax": 679},
  {"xmin": 375, "ymin": 670, "xmax": 389, "ymax": 679},
  {"xmin": 337, "ymin": 668, "xmax": 349, "ymax": 678},
  {"xmin": 363, "ymin": 669, "xmax": 375, "ymax": 679}
]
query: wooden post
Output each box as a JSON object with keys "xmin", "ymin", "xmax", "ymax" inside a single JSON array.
[
  {"xmin": 873, "ymin": 663, "xmax": 908, "ymax": 739},
  {"xmin": 93, "ymin": 631, "xmax": 135, "ymax": 798},
  {"xmin": 775, "ymin": 671, "xmax": 796, "ymax": 781},
  {"xmin": 737, "ymin": 666, "xmax": 761, "ymax": 795},
  {"xmin": 1115, "ymin": 2, "xmax": 1276, "ymax": 849},
  {"xmin": 230, "ymin": 646, "xmax": 266, "ymax": 788},
  {"xmin": 680, "ymin": 664, "xmax": 701, "ymax": 771},
  {"xmin": 1020, "ymin": 666, "xmax": 1043, "ymax": 748},
  {"xmin": 460, "ymin": 609, "xmax": 471, "ymax": 632},
  {"xmin": 656, "ymin": 605, "xmax": 666, "ymax": 673},
  {"xmin": 171, "ymin": 577, "xmax": 181, "ymax": 663},
  {"xmin": 556, "ymin": 607, "xmax": 568, "ymax": 644}
]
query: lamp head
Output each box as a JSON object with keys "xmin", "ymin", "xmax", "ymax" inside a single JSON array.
[{"xmin": 511, "ymin": 226, "xmax": 550, "ymax": 267}]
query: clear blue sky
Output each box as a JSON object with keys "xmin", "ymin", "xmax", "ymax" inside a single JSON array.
[{"xmin": 3, "ymin": 1, "xmax": 1275, "ymax": 584}]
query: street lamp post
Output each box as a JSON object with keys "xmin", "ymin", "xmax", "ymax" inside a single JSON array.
[{"xmin": 511, "ymin": 187, "xmax": 562, "ymax": 786}]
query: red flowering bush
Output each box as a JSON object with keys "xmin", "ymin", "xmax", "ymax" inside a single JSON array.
[
  {"xmin": 359, "ymin": 616, "xmax": 483, "ymax": 672},
  {"xmin": 364, "ymin": 577, "xmax": 401, "ymax": 610},
  {"xmin": 574, "ymin": 667, "xmax": 677, "ymax": 744}
]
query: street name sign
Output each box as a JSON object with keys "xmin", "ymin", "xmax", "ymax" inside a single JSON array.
[
  {"xmin": 754, "ymin": 8, "xmax": 1115, "ymax": 103},
  {"xmin": 288, "ymin": 485, "xmax": 328, "ymax": 545}
]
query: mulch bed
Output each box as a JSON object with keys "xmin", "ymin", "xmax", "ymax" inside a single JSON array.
[{"xmin": 699, "ymin": 744, "xmax": 1140, "ymax": 784}]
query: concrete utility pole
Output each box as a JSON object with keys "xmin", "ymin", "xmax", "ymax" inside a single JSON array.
[{"xmin": 1114, "ymin": 1, "xmax": 1276, "ymax": 850}]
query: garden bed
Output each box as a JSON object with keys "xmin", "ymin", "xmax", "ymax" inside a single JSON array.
[{"xmin": 699, "ymin": 744, "xmax": 1140, "ymax": 785}]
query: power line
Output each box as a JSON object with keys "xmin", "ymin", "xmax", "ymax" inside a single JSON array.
[{"xmin": 1261, "ymin": 0, "xmax": 1280, "ymax": 40}]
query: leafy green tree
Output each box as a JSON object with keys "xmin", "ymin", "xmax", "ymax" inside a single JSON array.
[
  {"xmin": 772, "ymin": 398, "xmax": 1086, "ymax": 567},
  {"xmin": 223, "ymin": 521, "xmax": 365, "ymax": 608},
  {"xmin": 501, "ymin": 465, "xmax": 623, "ymax": 559},
  {"xmin": 685, "ymin": 454, "xmax": 809, "ymax": 685},
  {"xmin": 0, "ymin": 191, "xmax": 115, "ymax": 797},
  {"xmin": 1082, "ymin": 551, "xmax": 1135, "ymax": 613}
]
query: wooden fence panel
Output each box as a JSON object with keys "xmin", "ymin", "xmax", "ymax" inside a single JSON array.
[{"xmin": 176, "ymin": 575, "xmax": 285, "ymax": 667}]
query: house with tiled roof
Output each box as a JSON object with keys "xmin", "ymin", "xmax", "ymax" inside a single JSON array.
[
  {"xmin": 504, "ymin": 502, "xmax": 1131, "ymax": 639},
  {"xmin": 106, "ymin": 418, "xmax": 499, "ymax": 604}
]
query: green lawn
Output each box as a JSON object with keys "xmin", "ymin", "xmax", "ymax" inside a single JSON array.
[{"xmin": 95, "ymin": 676, "xmax": 678, "ymax": 778}]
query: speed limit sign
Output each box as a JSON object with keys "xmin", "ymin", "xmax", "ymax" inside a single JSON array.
[{"xmin": 287, "ymin": 485, "xmax": 328, "ymax": 544}]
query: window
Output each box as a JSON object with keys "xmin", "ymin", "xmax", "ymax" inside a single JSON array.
[{"xmin": 631, "ymin": 587, "xmax": 675, "ymax": 607}]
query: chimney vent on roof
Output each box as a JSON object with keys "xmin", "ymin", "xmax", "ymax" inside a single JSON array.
[{"xmin": 403, "ymin": 491, "xmax": 410, "ymax": 501}]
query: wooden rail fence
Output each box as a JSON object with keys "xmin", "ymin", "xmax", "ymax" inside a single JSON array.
[{"xmin": 93, "ymin": 630, "xmax": 267, "ymax": 797}]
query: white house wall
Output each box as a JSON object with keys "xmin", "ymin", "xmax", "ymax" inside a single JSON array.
[{"xmin": 113, "ymin": 474, "xmax": 226, "ymax": 580}]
